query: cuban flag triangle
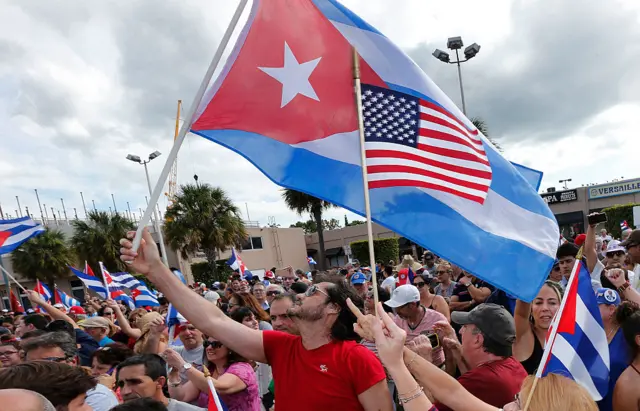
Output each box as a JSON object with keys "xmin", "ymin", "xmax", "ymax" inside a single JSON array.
[
  {"xmin": 0, "ymin": 217, "xmax": 45, "ymax": 255},
  {"xmin": 34, "ymin": 280, "xmax": 52, "ymax": 302},
  {"xmin": 55, "ymin": 288, "xmax": 81, "ymax": 308},
  {"xmin": 70, "ymin": 266, "xmax": 108, "ymax": 298},
  {"xmin": 307, "ymin": 256, "xmax": 317, "ymax": 265},
  {"xmin": 227, "ymin": 248, "xmax": 250, "ymax": 279},
  {"xmin": 536, "ymin": 258, "xmax": 610, "ymax": 400},
  {"xmin": 109, "ymin": 272, "xmax": 159, "ymax": 307},
  {"xmin": 99, "ymin": 262, "xmax": 126, "ymax": 300},
  {"xmin": 189, "ymin": 0, "xmax": 558, "ymax": 301},
  {"xmin": 621, "ymin": 220, "xmax": 630, "ymax": 231}
]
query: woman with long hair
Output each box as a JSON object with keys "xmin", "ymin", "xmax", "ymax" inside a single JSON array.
[
  {"xmin": 166, "ymin": 334, "xmax": 260, "ymax": 411},
  {"xmin": 228, "ymin": 293, "xmax": 272, "ymax": 330},
  {"xmin": 231, "ymin": 307, "xmax": 274, "ymax": 410},
  {"xmin": 613, "ymin": 301, "xmax": 640, "ymax": 410},
  {"xmin": 513, "ymin": 281, "xmax": 563, "ymax": 374},
  {"xmin": 414, "ymin": 274, "xmax": 450, "ymax": 322},
  {"xmin": 349, "ymin": 300, "xmax": 597, "ymax": 411}
]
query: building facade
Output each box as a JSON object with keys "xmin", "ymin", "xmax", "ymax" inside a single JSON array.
[{"xmin": 542, "ymin": 177, "xmax": 640, "ymax": 239}]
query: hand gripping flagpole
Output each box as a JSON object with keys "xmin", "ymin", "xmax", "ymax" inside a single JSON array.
[
  {"xmin": 352, "ymin": 48, "xmax": 379, "ymax": 310},
  {"xmin": 131, "ymin": 0, "xmax": 249, "ymax": 252},
  {"xmin": 522, "ymin": 247, "xmax": 584, "ymax": 411}
]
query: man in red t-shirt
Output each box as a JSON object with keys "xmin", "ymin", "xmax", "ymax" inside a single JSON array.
[
  {"xmin": 432, "ymin": 304, "xmax": 527, "ymax": 411},
  {"xmin": 119, "ymin": 229, "xmax": 391, "ymax": 411}
]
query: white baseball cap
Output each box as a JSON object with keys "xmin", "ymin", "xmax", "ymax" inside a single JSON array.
[
  {"xmin": 384, "ymin": 284, "xmax": 420, "ymax": 308},
  {"xmin": 606, "ymin": 240, "xmax": 625, "ymax": 254}
]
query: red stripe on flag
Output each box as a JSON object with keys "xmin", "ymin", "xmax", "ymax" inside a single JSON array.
[
  {"xmin": 368, "ymin": 179, "xmax": 485, "ymax": 204},
  {"xmin": 367, "ymin": 165, "xmax": 490, "ymax": 192},
  {"xmin": 366, "ymin": 150, "xmax": 492, "ymax": 179},
  {"xmin": 417, "ymin": 144, "xmax": 491, "ymax": 167},
  {"xmin": 419, "ymin": 128, "xmax": 486, "ymax": 156},
  {"xmin": 420, "ymin": 99, "xmax": 480, "ymax": 137}
]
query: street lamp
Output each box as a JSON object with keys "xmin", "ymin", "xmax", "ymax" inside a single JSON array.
[
  {"xmin": 559, "ymin": 178, "xmax": 572, "ymax": 190},
  {"xmin": 126, "ymin": 151, "xmax": 169, "ymax": 267},
  {"xmin": 432, "ymin": 36, "xmax": 481, "ymax": 115}
]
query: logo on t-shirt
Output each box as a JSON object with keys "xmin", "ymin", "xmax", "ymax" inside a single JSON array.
[{"xmin": 320, "ymin": 364, "xmax": 328, "ymax": 372}]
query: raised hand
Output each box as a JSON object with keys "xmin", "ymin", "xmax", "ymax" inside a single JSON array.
[
  {"xmin": 148, "ymin": 316, "xmax": 167, "ymax": 335},
  {"xmin": 346, "ymin": 298, "xmax": 377, "ymax": 342},
  {"xmin": 372, "ymin": 302, "xmax": 407, "ymax": 370},
  {"xmin": 433, "ymin": 320, "xmax": 457, "ymax": 342},
  {"xmin": 162, "ymin": 348, "xmax": 186, "ymax": 369},
  {"xmin": 606, "ymin": 268, "xmax": 627, "ymax": 287},
  {"xmin": 408, "ymin": 334, "xmax": 433, "ymax": 363},
  {"xmin": 119, "ymin": 228, "xmax": 162, "ymax": 275},
  {"xmin": 26, "ymin": 290, "xmax": 45, "ymax": 306}
]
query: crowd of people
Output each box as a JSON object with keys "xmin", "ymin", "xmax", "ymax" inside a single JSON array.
[{"xmin": 1, "ymin": 218, "xmax": 640, "ymax": 411}]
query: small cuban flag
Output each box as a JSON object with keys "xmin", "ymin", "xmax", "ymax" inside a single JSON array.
[
  {"xmin": 307, "ymin": 256, "xmax": 317, "ymax": 265},
  {"xmin": 621, "ymin": 220, "xmax": 630, "ymax": 231},
  {"xmin": 0, "ymin": 217, "xmax": 45, "ymax": 255}
]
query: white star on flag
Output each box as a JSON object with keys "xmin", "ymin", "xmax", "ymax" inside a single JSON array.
[{"xmin": 259, "ymin": 42, "xmax": 322, "ymax": 108}]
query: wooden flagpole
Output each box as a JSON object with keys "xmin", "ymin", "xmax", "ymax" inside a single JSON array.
[
  {"xmin": 0, "ymin": 265, "xmax": 27, "ymax": 293},
  {"xmin": 352, "ymin": 47, "xmax": 379, "ymax": 309},
  {"xmin": 522, "ymin": 247, "xmax": 584, "ymax": 411},
  {"xmin": 131, "ymin": 0, "xmax": 249, "ymax": 251}
]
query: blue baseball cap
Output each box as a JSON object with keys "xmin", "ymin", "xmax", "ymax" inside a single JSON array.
[
  {"xmin": 350, "ymin": 272, "xmax": 367, "ymax": 285},
  {"xmin": 596, "ymin": 288, "xmax": 621, "ymax": 306}
]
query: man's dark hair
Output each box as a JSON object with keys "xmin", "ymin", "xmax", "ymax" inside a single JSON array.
[
  {"xmin": 45, "ymin": 319, "xmax": 75, "ymax": 337},
  {"xmin": 111, "ymin": 397, "xmax": 168, "ymax": 411},
  {"xmin": 157, "ymin": 297, "xmax": 168, "ymax": 306},
  {"xmin": 471, "ymin": 327, "xmax": 513, "ymax": 357},
  {"xmin": 0, "ymin": 361, "xmax": 96, "ymax": 408},
  {"xmin": 272, "ymin": 293, "xmax": 297, "ymax": 305},
  {"xmin": 22, "ymin": 314, "xmax": 48, "ymax": 331},
  {"xmin": 339, "ymin": 268, "xmax": 349, "ymax": 276},
  {"xmin": 290, "ymin": 281, "xmax": 309, "ymax": 294},
  {"xmin": 23, "ymin": 331, "xmax": 78, "ymax": 360},
  {"xmin": 92, "ymin": 343, "xmax": 134, "ymax": 368},
  {"xmin": 384, "ymin": 265, "xmax": 393, "ymax": 277},
  {"xmin": 20, "ymin": 329, "xmax": 47, "ymax": 340},
  {"xmin": 556, "ymin": 242, "xmax": 579, "ymax": 259},
  {"xmin": 116, "ymin": 354, "xmax": 167, "ymax": 382},
  {"xmin": 317, "ymin": 273, "xmax": 363, "ymax": 341}
]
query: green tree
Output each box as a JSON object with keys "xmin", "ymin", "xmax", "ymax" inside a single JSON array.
[
  {"xmin": 71, "ymin": 211, "xmax": 135, "ymax": 274},
  {"xmin": 290, "ymin": 220, "xmax": 317, "ymax": 234},
  {"xmin": 164, "ymin": 184, "xmax": 247, "ymax": 280},
  {"xmin": 346, "ymin": 219, "xmax": 366, "ymax": 227},
  {"xmin": 471, "ymin": 117, "xmax": 503, "ymax": 153},
  {"xmin": 12, "ymin": 229, "xmax": 76, "ymax": 290},
  {"xmin": 282, "ymin": 189, "xmax": 334, "ymax": 270}
]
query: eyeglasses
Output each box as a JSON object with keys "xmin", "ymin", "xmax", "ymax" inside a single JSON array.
[
  {"xmin": 305, "ymin": 285, "xmax": 329, "ymax": 298},
  {"xmin": 0, "ymin": 351, "xmax": 18, "ymax": 357},
  {"xmin": 414, "ymin": 282, "xmax": 427, "ymax": 288},
  {"xmin": 103, "ymin": 312, "xmax": 114, "ymax": 316},
  {"xmin": 266, "ymin": 291, "xmax": 281, "ymax": 297},
  {"xmin": 606, "ymin": 251, "xmax": 625, "ymax": 258},
  {"xmin": 436, "ymin": 271, "xmax": 449, "ymax": 275},
  {"xmin": 203, "ymin": 340, "xmax": 223, "ymax": 349},
  {"xmin": 41, "ymin": 356, "xmax": 68, "ymax": 363}
]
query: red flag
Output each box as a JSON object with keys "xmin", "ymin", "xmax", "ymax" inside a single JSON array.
[
  {"xmin": 54, "ymin": 288, "xmax": 63, "ymax": 305},
  {"xmin": 84, "ymin": 261, "xmax": 95, "ymax": 277},
  {"xmin": 10, "ymin": 289, "xmax": 24, "ymax": 313},
  {"xmin": 207, "ymin": 378, "xmax": 222, "ymax": 411}
]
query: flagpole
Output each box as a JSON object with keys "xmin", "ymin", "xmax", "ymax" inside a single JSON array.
[
  {"xmin": 0, "ymin": 265, "xmax": 27, "ymax": 293},
  {"xmin": 522, "ymin": 247, "xmax": 584, "ymax": 411},
  {"xmin": 352, "ymin": 47, "xmax": 379, "ymax": 308},
  {"xmin": 131, "ymin": 0, "xmax": 249, "ymax": 252},
  {"xmin": 207, "ymin": 376, "xmax": 224, "ymax": 411},
  {"xmin": 98, "ymin": 262, "xmax": 111, "ymax": 300}
]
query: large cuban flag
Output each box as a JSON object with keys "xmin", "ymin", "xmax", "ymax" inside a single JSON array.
[
  {"xmin": 190, "ymin": 0, "xmax": 558, "ymax": 301},
  {"xmin": 0, "ymin": 217, "xmax": 45, "ymax": 255}
]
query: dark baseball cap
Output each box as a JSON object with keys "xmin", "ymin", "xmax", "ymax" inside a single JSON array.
[
  {"xmin": 621, "ymin": 229, "xmax": 640, "ymax": 248},
  {"xmin": 451, "ymin": 303, "xmax": 516, "ymax": 345}
]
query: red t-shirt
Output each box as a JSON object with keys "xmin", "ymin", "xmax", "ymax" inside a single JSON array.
[
  {"xmin": 433, "ymin": 357, "xmax": 526, "ymax": 411},
  {"xmin": 263, "ymin": 331, "xmax": 386, "ymax": 411}
]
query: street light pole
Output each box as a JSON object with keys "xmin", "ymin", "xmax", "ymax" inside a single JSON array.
[
  {"xmin": 454, "ymin": 49, "xmax": 467, "ymax": 115},
  {"xmin": 433, "ymin": 36, "xmax": 480, "ymax": 116},
  {"xmin": 127, "ymin": 152, "xmax": 170, "ymax": 267}
]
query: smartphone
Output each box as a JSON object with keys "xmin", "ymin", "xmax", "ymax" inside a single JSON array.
[
  {"xmin": 420, "ymin": 331, "xmax": 440, "ymax": 348},
  {"xmin": 588, "ymin": 213, "xmax": 607, "ymax": 226}
]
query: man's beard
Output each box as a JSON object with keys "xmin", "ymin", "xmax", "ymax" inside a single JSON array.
[{"xmin": 288, "ymin": 304, "xmax": 324, "ymax": 322}]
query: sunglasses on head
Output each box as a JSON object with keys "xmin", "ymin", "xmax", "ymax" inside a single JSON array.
[
  {"xmin": 305, "ymin": 284, "xmax": 329, "ymax": 298},
  {"xmin": 607, "ymin": 250, "xmax": 625, "ymax": 258},
  {"xmin": 266, "ymin": 291, "xmax": 281, "ymax": 297},
  {"xmin": 203, "ymin": 340, "xmax": 223, "ymax": 349}
]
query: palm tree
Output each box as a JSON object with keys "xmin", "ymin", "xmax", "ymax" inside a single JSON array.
[
  {"xmin": 471, "ymin": 117, "xmax": 503, "ymax": 153},
  {"xmin": 71, "ymin": 211, "xmax": 135, "ymax": 273},
  {"xmin": 12, "ymin": 229, "xmax": 76, "ymax": 290},
  {"xmin": 282, "ymin": 189, "xmax": 334, "ymax": 270},
  {"xmin": 164, "ymin": 184, "xmax": 247, "ymax": 279}
]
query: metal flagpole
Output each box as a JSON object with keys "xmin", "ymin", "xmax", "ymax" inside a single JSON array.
[
  {"xmin": 74, "ymin": 208, "xmax": 78, "ymax": 219},
  {"xmin": 61, "ymin": 198, "xmax": 68, "ymax": 222},
  {"xmin": 111, "ymin": 194, "xmax": 118, "ymax": 214},
  {"xmin": 34, "ymin": 189, "xmax": 45, "ymax": 223},
  {"xmin": 80, "ymin": 192, "xmax": 88, "ymax": 216},
  {"xmin": 131, "ymin": 0, "xmax": 249, "ymax": 251},
  {"xmin": 51, "ymin": 207, "xmax": 58, "ymax": 226},
  {"xmin": 127, "ymin": 202, "xmax": 133, "ymax": 220},
  {"xmin": 15, "ymin": 196, "xmax": 22, "ymax": 217},
  {"xmin": 43, "ymin": 204, "xmax": 49, "ymax": 223},
  {"xmin": 352, "ymin": 48, "xmax": 379, "ymax": 307},
  {"xmin": 92, "ymin": 200, "xmax": 97, "ymax": 212},
  {"xmin": 0, "ymin": 204, "xmax": 3, "ymax": 219}
]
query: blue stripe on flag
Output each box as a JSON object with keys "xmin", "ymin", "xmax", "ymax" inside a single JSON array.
[
  {"xmin": 312, "ymin": 0, "xmax": 382, "ymax": 35},
  {"xmin": 69, "ymin": 266, "xmax": 107, "ymax": 298}
]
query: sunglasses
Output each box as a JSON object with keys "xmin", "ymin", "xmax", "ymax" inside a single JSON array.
[
  {"xmin": 414, "ymin": 282, "xmax": 427, "ymax": 288},
  {"xmin": 42, "ymin": 356, "xmax": 68, "ymax": 363},
  {"xmin": 203, "ymin": 340, "xmax": 223, "ymax": 349},
  {"xmin": 606, "ymin": 251, "xmax": 625, "ymax": 258},
  {"xmin": 305, "ymin": 284, "xmax": 329, "ymax": 298},
  {"xmin": 266, "ymin": 291, "xmax": 281, "ymax": 297},
  {"xmin": 436, "ymin": 271, "xmax": 449, "ymax": 275}
]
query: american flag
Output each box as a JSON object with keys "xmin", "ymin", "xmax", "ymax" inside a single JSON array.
[{"xmin": 361, "ymin": 84, "xmax": 492, "ymax": 204}]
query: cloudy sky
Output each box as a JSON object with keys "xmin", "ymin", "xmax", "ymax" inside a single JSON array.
[{"xmin": 1, "ymin": 0, "xmax": 639, "ymax": 229}]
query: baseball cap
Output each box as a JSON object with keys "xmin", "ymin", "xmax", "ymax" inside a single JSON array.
[
  {"xmin": 596, "ymin": 288, "xmax": 621, "ymax": 306},
  {"xmin": 264, "ymin": 270, "xmax": 275, "ymax": 279},
  {"xmin": 451, "ymin": 303, "xmax": 516, "ymax": 346},
  {"xmin": 80, "ymin": 316, "xmax": 111, "ymax": 330},
  {"xmin": 574, "ymin": 234, "xmax": 587, "ymax": 247},
  {"xmin": 423, "ymin": 252, "xmax": 435, "ymax": 260},
  {"xmin": 350, "ymin": 272, "xmax": 367, "ymax": 285},
  {"xmin": 621, "ymin": 229, "xmax": 640, "ymax": 248},
  {"xmin": 604, "ymin": 235, "xmax": 613, "ymax": 242},
  {"xmin": 385, "ymin": 284, "xmax": 421, "ymax": 308},
  {"xmin": 606, "ymin": 240, "xmax": 625, "ymax": 254},
  {"xmin": 53, "ymin": 303, "xmax": 65, "ymax": 310},
  {"xmin": 68, "ymin": 306, "xmax": 86, "ymax": 315}
]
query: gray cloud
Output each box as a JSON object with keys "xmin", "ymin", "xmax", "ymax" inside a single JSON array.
[{"xmin": 409, "ymin": 0, "xmax": 640, "ymax": 144}]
